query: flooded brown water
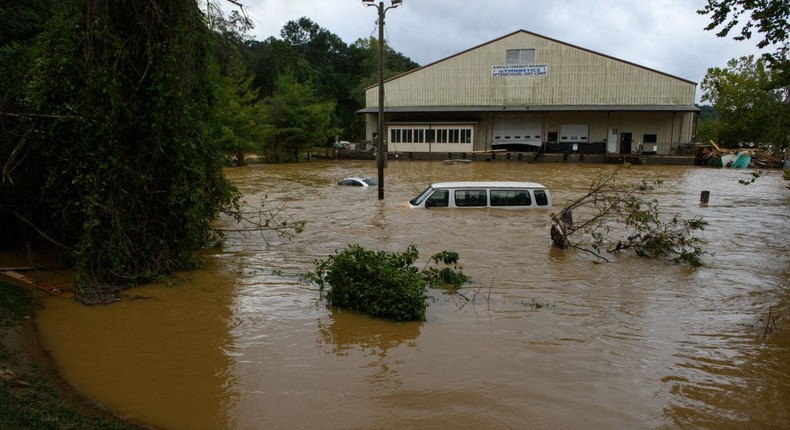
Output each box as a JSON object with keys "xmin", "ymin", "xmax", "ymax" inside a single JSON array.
[{"xmin": 30, "ymin": 160, "xmax": 790, "ymax": 429}]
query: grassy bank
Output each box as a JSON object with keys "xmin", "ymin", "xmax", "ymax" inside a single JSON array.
[{"xmin": 0, "ymin": 281, "xmax": 143, "ymax": 430}]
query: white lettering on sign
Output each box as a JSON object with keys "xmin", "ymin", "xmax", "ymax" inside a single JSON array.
[{"xmin": 491, "ymin": 64, "xmax": 549, "ymax": 77}]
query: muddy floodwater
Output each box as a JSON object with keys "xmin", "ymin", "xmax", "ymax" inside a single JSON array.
[{"xmin": 31, "ymin": 160, "xmax": 790, "ymax": 429}]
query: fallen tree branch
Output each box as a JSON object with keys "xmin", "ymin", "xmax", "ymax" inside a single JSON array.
[
  {"xmin": 549, "ymin": 166, "xmax": 707, "ymax": 266},
  {"xmin": 12, "ymin": 211, "xmax": 70, "ymax": 250}
]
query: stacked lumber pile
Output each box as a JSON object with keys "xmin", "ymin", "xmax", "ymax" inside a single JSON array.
[
  {"xmin": 701, "ymin": 140, "xmax": 784, "ymax": 168},
  {"xmin": 751, "ymin": 150, "xmax": 784, "ymax": 168}
]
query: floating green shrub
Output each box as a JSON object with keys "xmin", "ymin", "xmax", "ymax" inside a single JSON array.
[
  {"xmin": 421, "ymin": 250, "xmax": 469, "ymax": 292},
  {"xmin": 307, "ymin": 245, "xmax": 469, "ymax": 321}
]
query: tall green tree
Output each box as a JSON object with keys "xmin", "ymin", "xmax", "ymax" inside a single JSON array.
[
  {"xmin": 698, "ymin": 0, "xmax": 789, "ymax": 160},
  {"xmin": 0, "ymin": 0, "xmax": 56, "ymax": 247},
  {"xmin": 694, "ymin": 104, "xmax": 720, "ymax": 145},
  {"xmin": 242, "ymin": 37, "xmax": 302, "ymax": 96},
  {"xmin": 280, "ymin": 18, "xmax": 358, "ymax": 137},
  {"xmin": 1, "ymin": 0, "xmax": 240, "ymax": 299},
  {"xmin": 0, "ymin": 0, "xmax": 54, "ymax": 44},
  {"xmin": 212, "ymin": 55, "xmax": 268, "ymax": 165},
  {"xmin": 263, "ymin": 73, "xmax": 337, "ymax": 162},
  {"xmin": 701, "ymin": 55, "xmax": 789, "ymax": 148},
  {"xmin": 239, "ymin": 18, "xmax": 419, "ymax": 144}
]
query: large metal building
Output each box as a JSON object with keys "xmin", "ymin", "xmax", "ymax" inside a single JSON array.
[{"xmin": 360, "ymin": 30, "xmax": 698, "ymax": 158}]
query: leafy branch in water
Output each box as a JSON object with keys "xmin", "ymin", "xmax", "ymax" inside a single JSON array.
[
  {"xmin": 305, "ymin": 245, "xmax": 469, "ymax": 321},
  {"xmin": 211, "ymin": 199, "xmax": 305, "ymax": 242},
  {"xmin": 550, "ymin": 166, "xmax": 708, "ymax": 266},
  {"xmin": 739, "ymin": 170, "xmax": 763, "ymax": 185},
  {"xmin": 422, "ymin": 250, "xmax": 469, "ymax": 291}
]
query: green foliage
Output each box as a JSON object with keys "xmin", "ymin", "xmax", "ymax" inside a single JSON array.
[
  {"xmin": 701, "ymin": 56, "xmax": 789, "ymax": 149},
  {"xmin": 0, "ymin": 0, "xmax": 54, "ymax": 44},
  {"xmin": 551, "ymin": 167, "xmax": 708, "ymax": 266},
  {"xmin": 698, "ymin": 0, "xmax": 789, "ymax": 66},
  {"xmin": 307, "ymin": 245, "xmax": 470, "ymax": 321},
  {"xmin": 421, "ymin": 250, "xmax": 469, "ymax": 291},
  {"xmin": 308, "ymin": 244, "xmax": 428, "ymax": 321},
  {"xmin": 1, "ymin": 1, "xmax": 242, "ymax": 300},
  {"xmin": 739, "ymin": 170, "xmax": 763, "ymax": 185},
  {"xmin": 694, "ymin": 104, "xmax": 719, "ymax": 144},
  {"xmin": 262, "ymin": 72, "xmax": 337, "ymax": 162},
  {"xmin": 211, "ymin": 52, "xmax": 268, "ymax": 165},
  {"xmin": 348, "ymin": 36, "xmax": 421, "ymax": 137},
  {"xmin": 698, "ymin": 1, "xmax": 789, "ymax": 151},
  {"xmin": 239, "ymin": 17, "xmax": 419, "ymax": 145}
]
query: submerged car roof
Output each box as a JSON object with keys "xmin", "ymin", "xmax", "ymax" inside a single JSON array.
[{"xmin": 428, "ymin": 181, "xmax": 547, "ymax": 189}]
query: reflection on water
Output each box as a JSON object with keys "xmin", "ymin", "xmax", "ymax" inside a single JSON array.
[
  {"xmin": 33, "ymin": 160, "xmax": 790, "ymax": 429},
  {"xmin": 318, "ymin": 310, "xmax": 421, "ymax": 392}
]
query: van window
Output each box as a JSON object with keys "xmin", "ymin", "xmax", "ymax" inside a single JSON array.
[
  {"xmin": 410, "ymin": 186, "xmax": 434, "ymax": 206},
  {"xmin": 534, "ymin": 190, "xmax": 549, "ymax": 206},
  {"xmin": 490, "ymin": 190, "xmax": 531, "ymax": 206},
  {"xmin": 425, "ymin": 189, "xmax": 449, "ymax": 208},
  {"xmin": 454, "ymin": 190, "xmax": 487, "ymax": 207}
]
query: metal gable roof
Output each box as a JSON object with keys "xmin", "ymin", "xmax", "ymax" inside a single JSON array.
[
  {"xmin": 357, "ymin": 105, "xmax": 700, "ymax": 114},
  {"xmin": 366, "ymin": 29, "xmax": 698, "ymax": 91}
]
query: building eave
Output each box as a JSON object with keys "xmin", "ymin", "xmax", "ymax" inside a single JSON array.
[{"xmin": 357, "ymin": 105, "xmax": 701, "ymax": 114}]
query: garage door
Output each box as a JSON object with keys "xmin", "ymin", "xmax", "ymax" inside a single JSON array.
[
  {"xmin": 559, "ymin": 124, "xmax": 589, "ymax": 143},
  {"xmin": 492, "ymin": 114, "xmax": 542, "ymax": 151}
]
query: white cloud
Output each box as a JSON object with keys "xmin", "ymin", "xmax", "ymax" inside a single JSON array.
[{"xmin": 231, "ymin": 0, "xmax": 769, "ymax": 99}]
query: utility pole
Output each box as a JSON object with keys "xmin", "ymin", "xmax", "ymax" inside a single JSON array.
[{"xmin": 363, "ymin": 0, "xmax": 402, "ymax": 200}]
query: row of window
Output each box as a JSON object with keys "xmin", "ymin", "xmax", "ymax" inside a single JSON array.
[
  {"xmin": 495, "ymin": 135, "xmax": 542, "ymax": 140},
  {"xmin": 494, "ymin": 133, "xmax": 661, "ymax": 143},
  {"xmin": 389, "ymin": 126, "xmax": 660, "ymax": 145},
  {"xmin": 426, "ymin": 189, "xmax": 549, "ymax": 208},
  {"xmin": 390, "ymin": 128, "xmax": 473, "ymax": 144}
]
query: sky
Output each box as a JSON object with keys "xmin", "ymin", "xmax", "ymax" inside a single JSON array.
[{"xmin": 219, "ymin": 0, "xmax": 768, "ymax": 102}]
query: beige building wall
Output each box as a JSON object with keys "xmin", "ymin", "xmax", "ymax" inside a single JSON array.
[
  {"xmin": 465, "ymin": 112, "xmax": 697, "ymax": 152},
  {"xmin": 366, "ymin": 31, "xmax": 696, "ymax": 108},
  {"xmin": 363, "ymin": 30, "xmax": 698, "ymax": 155}
]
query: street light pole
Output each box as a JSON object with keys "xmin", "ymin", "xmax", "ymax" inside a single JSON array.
[{"xmin": 363, "ymin": 0, "xmax": 402, "ymax": 200}]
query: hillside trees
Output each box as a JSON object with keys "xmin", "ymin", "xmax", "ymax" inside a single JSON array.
[
  {"xmin": 698, "ymin": 0, "xmax": 788, "ymax": 152},
  {"xmin": 263, "ymin": 72, "xmax": 337, "ymax": 162},
  {"xmin": 212, "ymin": 55, "xmax": 268, "ymax": 166},
  {"xmin": 0, "ymin": 0, "xmax": 54, "ymax": 44},
  {"xmin": 348, "ymin": 36, "xmax": 420, "ymax": 138},
  {"xmin": 0, "ymin": 0, "xmax": 240, "ymax": 299},
  {"xmin": 701, "ymin": 55, "xmax": 789, "ymax": 148},
  {"xmin": 240, "ymin": 17, "xmax": 419, "ymax": 145}
]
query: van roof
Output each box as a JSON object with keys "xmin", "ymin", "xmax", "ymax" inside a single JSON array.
[{"xmin": 429, "ymin": 181, "xmax": 547, "ymax": 189}]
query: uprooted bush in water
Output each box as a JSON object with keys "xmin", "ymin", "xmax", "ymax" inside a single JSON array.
[
  {"xmin": 305, "ymin": 244, "xmax": 469, "ymax": 321},
  {"xmin": 550, "ymin": 166, "xmax": 708, "ymax": 266}
]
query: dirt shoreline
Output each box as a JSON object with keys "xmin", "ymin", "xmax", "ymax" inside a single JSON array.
[{"xmin": 0, "ymin": 287, "xmax": 149, "ymax": 430}]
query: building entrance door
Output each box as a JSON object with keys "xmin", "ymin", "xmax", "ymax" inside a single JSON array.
[{"xmin": 620, "ymin": 132, "xmax": 633, "ymax": 154}]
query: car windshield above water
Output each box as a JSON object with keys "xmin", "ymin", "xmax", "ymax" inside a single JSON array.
[{"xmin": 409, "ymin": 181, "xmax": 551, "ymax": 209}]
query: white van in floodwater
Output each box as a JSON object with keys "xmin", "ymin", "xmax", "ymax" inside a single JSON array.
[{"xmin": 409, "ymin": 181, "xmax": 551, "ymax": 209}]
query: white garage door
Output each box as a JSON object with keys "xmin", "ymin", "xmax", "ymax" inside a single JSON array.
[
  {"xmin": 493, "ymin": 114, "xmax": 542, "ymax": 149},
  {"xmin": 559, "ymin": 124, "xmax": 589, "ymax": 143}
]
